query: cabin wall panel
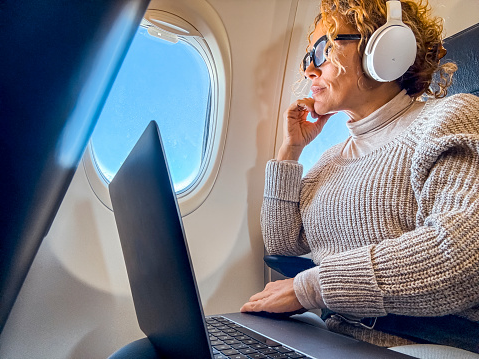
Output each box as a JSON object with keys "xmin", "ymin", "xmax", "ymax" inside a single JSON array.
[
  {"xmin": 429, "ymin": 0, "xmax": 479, "ymax": 36},
  {"xmin": 187, "ymin": 0, "xmax": 299, "ymax": 316}
]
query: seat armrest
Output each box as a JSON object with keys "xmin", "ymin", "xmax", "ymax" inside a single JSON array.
[{"xmin": 264, "ymin": 255, "xmax": 315, "ymax": 278}]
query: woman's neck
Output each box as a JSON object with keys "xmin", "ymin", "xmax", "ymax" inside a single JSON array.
[{"xmin": 343, "ymin": 82, "xmax": 403, "ymax": 122}]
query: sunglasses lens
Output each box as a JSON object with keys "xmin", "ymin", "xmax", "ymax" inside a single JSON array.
[
  {"xmin": 302, "ymin": 38, "xmax": 328, "ymax": 72},
  {"xmin": 302, "ymin": 54, "xmax": 311, "ymax": 72},
  {"xmin": 313, "ymin": 40, "xmax": 326, "ymax": 67}
]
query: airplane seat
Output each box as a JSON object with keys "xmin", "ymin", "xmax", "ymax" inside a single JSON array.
[
  {"xmin": 264, "ymin": 254, "xmax": 315, "ymax": 278},
  {"xmin": 263, "ymin": 21, "xmax": 479, "ymax": 279},
  {"xmin": 0, "ymin": 0, "xmax": 149, "ymax": 336},
  {"xmin": 440, "ymin": 22, "xmax": 479, "ymax": 96},
  {"xmin": 107, "ymin": 338, "xmax": 158, "ymax": 359}
]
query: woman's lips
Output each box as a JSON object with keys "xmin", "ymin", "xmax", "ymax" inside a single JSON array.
[{"xmin": 311, "ymin": 85, "xmax": 325, "ymax": 95}]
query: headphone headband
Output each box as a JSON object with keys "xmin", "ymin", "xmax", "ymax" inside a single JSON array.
[{"xmin": 387, "ymin": 0, "xmax": 402, "ymax": 22}]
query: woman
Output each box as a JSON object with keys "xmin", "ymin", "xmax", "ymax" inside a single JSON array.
[{"xmin": 241, "ymin": 0, "xmax": 479, "ymax": 352}]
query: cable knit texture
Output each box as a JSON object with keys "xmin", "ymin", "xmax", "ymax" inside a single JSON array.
[{"xmin": 261, "ymin": 93, "xmax": 479, "ymax": 345}]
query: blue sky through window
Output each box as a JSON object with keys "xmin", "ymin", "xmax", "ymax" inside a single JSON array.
[
  {"xmin": 91, "ymin": 26, "xmax": 210, "ymax": 192},
  {"xmin": 298, "ymin": 111, "xmax": 350, "ymax": 175}
]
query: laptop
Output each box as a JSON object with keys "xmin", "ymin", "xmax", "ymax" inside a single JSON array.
[{"xmin": 109, "ymin": 121, "xmax": 412, "ymax": 358}]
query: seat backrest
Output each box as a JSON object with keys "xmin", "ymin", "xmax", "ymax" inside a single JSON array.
[
  {"xmin": 0, "ymin": 0, "xmax": 149, "ymax": 334},
  {"xmin": 441, "ymin": 23, "xmax": 479, "ymax": 96}
]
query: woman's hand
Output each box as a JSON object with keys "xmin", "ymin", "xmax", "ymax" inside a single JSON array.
[
  {"xmin": 240, "ymin": 278, "xmax": 304, "ymax": 314},
  {"xmin": 277, "ymin": 98, "xmax": 336, "ymax": 161}
]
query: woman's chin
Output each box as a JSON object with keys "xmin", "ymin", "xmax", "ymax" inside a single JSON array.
[{"xmin": 313, "ymin": 105, "xmax": 332, "ymax": 117}]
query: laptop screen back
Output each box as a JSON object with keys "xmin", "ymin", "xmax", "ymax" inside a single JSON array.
[{"xmin": 109, "ymin": 121, "xmax": 212, "ymax": 358}]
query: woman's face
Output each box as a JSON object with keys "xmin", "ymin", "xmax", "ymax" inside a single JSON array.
[{"xmin": 304, "ymin": 18, "xmax": 372, "ymax": 119}]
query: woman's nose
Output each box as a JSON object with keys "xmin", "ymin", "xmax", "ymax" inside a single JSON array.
[{"xmin": 304, "ymin": 61, "xmax": 320, "ymax": 80}]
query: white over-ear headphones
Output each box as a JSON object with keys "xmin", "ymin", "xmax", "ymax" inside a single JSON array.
[{"xmin": 362, "ymin": 0, "xmax": 417, "ymax": 82}]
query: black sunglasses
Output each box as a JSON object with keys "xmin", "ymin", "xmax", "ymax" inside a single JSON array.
[{"xmin": 302, "ymin": 34, "xmax": 362, "ymax": 72}]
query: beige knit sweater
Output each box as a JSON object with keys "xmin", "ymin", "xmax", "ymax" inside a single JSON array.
[{"xmin": 261, "ymin": 93, "xmax": 479, "ymax": 343}]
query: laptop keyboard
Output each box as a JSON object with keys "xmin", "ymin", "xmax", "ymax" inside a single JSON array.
[{"xmin": 206, "ymin": 316, "xmax": 314, "ymax": 359}]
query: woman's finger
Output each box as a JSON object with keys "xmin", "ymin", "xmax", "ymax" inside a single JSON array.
[
  {"xmin": 248, "ymin": 290, "xmax": 270, "ymax": 302},
  {"xmin": 240, "ymin": 298, "xmax": 266, "ymax": 313},
  {"xmin": 295, "ymin": 98, "xmax": 315, "ymax": 113}
]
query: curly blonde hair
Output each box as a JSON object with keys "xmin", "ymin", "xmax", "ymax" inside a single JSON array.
[{"xmin": 311, "ymin": 0, "xmax": 457, "ymax": 98}]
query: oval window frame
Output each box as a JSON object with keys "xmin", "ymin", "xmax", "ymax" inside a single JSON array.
[{"xmin": 83, "ymin": 0, "xmax": 231, "ymax": 216}]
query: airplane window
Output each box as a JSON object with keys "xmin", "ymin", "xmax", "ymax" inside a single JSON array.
[
  {"xmin": 90, "ymin": 25, "xmax": 210, "ymax": 193},
  {"xmin": 298, "ymin": 112, "xmax": 350, "ymax": 174},
  {"xmin": 83, "ymin": 1, "xmax": 231, "ymax": 215}
]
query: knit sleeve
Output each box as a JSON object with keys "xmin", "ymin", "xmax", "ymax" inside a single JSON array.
[
  {"xmin": 374, "ymin": 134, "xmax": 479, "ymax": 316},
  {"xmin": 260, "ymin": 160, "xmax": 310, "ymax": 255},
  {"xmin": 313, "ymin": 94, "xmax": 479, "ymax": 318}
]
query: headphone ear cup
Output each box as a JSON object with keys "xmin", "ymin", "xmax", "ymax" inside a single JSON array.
[{"xmin": 362, "ymin": 24, "xmax": 417, "ymax": 82}]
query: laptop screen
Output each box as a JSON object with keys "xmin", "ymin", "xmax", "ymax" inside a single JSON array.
[{"xmin": 109, "ymin": 121, "xmax": 213, "ymax": 358}]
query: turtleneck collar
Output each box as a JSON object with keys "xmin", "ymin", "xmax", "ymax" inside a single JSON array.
[{"xmin": 347, "ymin": 89, "xmax": 413, "ymax": 138}]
